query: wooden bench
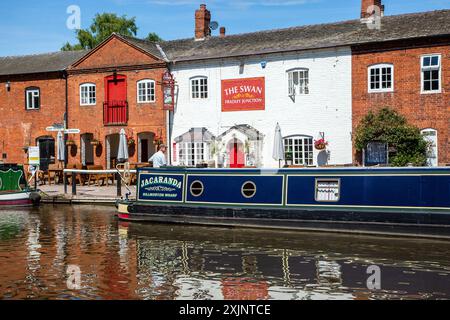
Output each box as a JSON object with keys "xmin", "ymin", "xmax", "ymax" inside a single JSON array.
[
  {"xmin": 47, "ymin": 163, "xmax": 64, "ymax": 185},
  {"xmin": 86, "ymin": 165, "xmax": 115, "ymax": 187},
  {"xmin": 66, "ymin": 163, "xmax": 87, "ymax": 185}
]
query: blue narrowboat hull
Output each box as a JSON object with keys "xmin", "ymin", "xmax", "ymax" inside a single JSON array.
[{"xmin": 117, "ymin": 167, "xmax": 450, "ymax": 238}]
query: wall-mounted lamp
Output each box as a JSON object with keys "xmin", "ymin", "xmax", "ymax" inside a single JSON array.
[
  {"xmin": 239, "ymin": 61, "xmax": 245, "ymax": 74},
  {"xmin": 260, "ymin": 61, "xmax": 267, "ymax": 69},
  {"xmin": 6, "ymin": 81, "xmax": 11, "ymax": 92}
]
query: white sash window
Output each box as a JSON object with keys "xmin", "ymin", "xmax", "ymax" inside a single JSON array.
[
  {"xmin": 368, "ymin": 64, "xmax": 394, "ymax": 93},
  {"xmin": 288, "ymin": 69, "xmax": 309, "ymax": 96},
  {"xmin": 137, "ymin": 79, "xmax": 156, "ymax": 103},
  {"xmin": 80, "ymin": 83, "xmax": 96, "ymax": 106},
  {"xmin": 421, "ymin": 55, "xmax": 441, "ymax": 93}
]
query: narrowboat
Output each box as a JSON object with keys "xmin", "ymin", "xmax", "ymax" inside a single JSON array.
[
  {"xmin": 0, "ymin": 164, "xmax": 41, "ymax": 207},
  {"xmin": 117, "ymin": 167, "xmax": 450, "ymax": 238}
]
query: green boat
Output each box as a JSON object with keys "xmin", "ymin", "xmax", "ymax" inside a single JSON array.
[{"xmin": 0, "ymin": 164, "xmax": 41, "ymax": 207}]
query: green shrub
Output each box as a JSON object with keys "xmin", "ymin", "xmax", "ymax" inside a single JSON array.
[{"xmin": 354, "ymin": 108, "xmax": 428, "ymax": 167}]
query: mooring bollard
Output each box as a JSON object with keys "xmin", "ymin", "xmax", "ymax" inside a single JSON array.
[
  {"xmin": 116, "ymin": 172, "xmax": 122, "ymax": 197},
  {"xmin": 72, "ymin": 173, "xmax": 77, "ymax": 196},
  {"xmin": 64, "ymin": 173, "xmax": 68, "ymax": 194}
]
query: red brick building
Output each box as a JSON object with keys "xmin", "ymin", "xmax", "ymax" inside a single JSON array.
[
  {"xmin": 353, "ymin": 0, "xmax": 449, "ymax": 166},
  {"xmin": 0, "ymin": 34, "xmax": 169, "ymax": 170},
  {"xmin": 66, "ymin": 34, "xmax": 168, "ymax": 169},
  {"xmin": 0, "ymin": 51, "xmax": 85, "ymax": 167}
]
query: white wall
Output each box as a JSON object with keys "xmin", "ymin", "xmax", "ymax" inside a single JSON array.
[{"xmin": 170, "ymin": 47, "xmax": 353, "ymax": 168}]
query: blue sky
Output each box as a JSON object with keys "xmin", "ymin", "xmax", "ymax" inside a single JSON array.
[{"xmin": 0, "ymin": 0, "xmax": 448, "ymax": 56}]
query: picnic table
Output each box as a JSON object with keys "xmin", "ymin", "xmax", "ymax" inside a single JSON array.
[{"xmin": 86, "ymin": 165, "xmax": 115, "ymax": 186}]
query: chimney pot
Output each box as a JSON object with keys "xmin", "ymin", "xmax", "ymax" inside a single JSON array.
[{"xmin": 220, "ymin": 27, "xmax": 226, "ymax": 37}]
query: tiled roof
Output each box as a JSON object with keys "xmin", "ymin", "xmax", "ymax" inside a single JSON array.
[
  {"xmin": 159, "ymin": 10, "xmax": 450, "ymax": 62},
  {"xmin": 0, "ymin": 9, "xmax": 449, "ymax": 75},
  {"xmin": 119, "ymin": 35, "xmax": 168, "ymax": 61},
  {"xmin": 0, "ymin": 50, "xmax": 88, "ymax": 76}
]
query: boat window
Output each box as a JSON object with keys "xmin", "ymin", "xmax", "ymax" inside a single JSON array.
[
  {"xmin": 242, "ymin": 181, "xmax": 257, "ymax": 199},
  {"xmin": 190, "ymin": 181, "xmax": 204, "ymax": 197},
  {"xmin": 315, "ymin": 179, "xmax": 340, "ymax": 202}
]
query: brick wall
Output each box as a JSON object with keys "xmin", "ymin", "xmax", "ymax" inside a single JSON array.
[
  {"xmin": 73, "ymin": 37, "xmax": 160, "ymax": 69},
  {"xmin": 352, "ymin": 42, "xmax": 450, "ymax": 165},
  {"xmin": 0, "ymin": 73, "xmax": 66, "ymax": 165},
  {"xmin": 67, "ymin": 69, "xmax": 167, "ymax": 168},
  {"xmin": 67, "ymin": 35, "xmax": 168, "ymax": 168}
]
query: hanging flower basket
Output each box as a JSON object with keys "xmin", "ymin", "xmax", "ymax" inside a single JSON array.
[
  {"xmin": 127, "ymin": 137, "xmax": 136, "ymax": 146},
  {"xmin": 314, "ymin": 139, "xmax": 328, "ymax": 151},
  {"xmin": 154, "ymin": 137, "xmax": 164, "ymax": 147}
]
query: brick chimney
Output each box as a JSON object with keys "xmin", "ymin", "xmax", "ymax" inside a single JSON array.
[
  {"xmin": 361, "ymin": 0, "xmax": 384, "ymax": 19},
  {"xmin": 220, "ymin": 27, "xmax": 226, "ymax": 38},
  {"xmin": 195, "ymin": 4, "xmax": 211, "ymax": 40}
]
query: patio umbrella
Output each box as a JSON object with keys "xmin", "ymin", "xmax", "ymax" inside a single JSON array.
[
  {"xmin": 57, "ymin": 131, "xmax": 65, "ymax": 162},
  {"xmin": 273, "ymin": 123, "xmax": 285, "ymax": 168},
  {"xmin": 117, "ymin": 129, "xmax": 129, "ymax": 163}
]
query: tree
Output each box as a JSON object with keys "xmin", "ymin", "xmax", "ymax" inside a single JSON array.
[
  {"xmin": 62, "ymin": 13, "xmax": 162, "ymax": 51},
  {"xmin": 354, "ymin": 108, "xmax": 428, "ymax": 167},
  {"xmin": 145, "ymin": 32, "xmax": 163, "ymax": 42}
]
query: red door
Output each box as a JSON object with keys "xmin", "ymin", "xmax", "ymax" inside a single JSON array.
[
  {"xmin": 104, "ymin": 75, "xmax": 127, "ymax": 125},
  {"xmin": 229, "ymin": 140, "xmax": 245, "ymax": 168}
]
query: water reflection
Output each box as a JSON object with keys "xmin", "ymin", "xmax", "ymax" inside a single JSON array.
[{"xmin": 0, "ymin": 206, "xmax": 449, "ymax": 300}]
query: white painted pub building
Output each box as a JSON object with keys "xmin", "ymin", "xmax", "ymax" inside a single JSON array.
[{"xmin": 166, "ymin": 5, "xmax": 353, "ymax": 168}]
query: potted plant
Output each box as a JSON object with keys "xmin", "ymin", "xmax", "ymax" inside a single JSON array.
[
  {"xmin": 154, "ymin": 137, "xmax": 164, "ymax": 147},
  {"xmin": 127, "ymin": 136, "xmax": 136, "ymax": 146},
  {"xmin": 314, "ymin": 139, "xmax": 328, "ymax": 151},
  {"xmin": 285, "ymin": 152, "xmax": 293, "ymax": 166}
]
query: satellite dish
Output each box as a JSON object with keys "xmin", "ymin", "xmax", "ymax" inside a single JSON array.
[{"xmin": 210, "ymin": 21, "xmax": 219, "ymax": 31}]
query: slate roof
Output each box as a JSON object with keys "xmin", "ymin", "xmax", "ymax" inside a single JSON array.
[
  {"xmin": 0, "ymin": 9, "xmax": 449, "ymax": 75},
  {"xmin": 119, "ymin": 35, "xmax": 167, "ymax": 61},
  {"xmin": 174, "ymin": 128, "xmax": 216, "ymax": 143},
  {"xmin": 159, "ymin": 10, "xmax": 450, "ymax": 62},
  {"xmin": 217, "ymin": 125, "xmax": 265, "ymax": 141},
  {"xmin": 0, "ymin": 50, "xmax": 88, "ymax": 76}
]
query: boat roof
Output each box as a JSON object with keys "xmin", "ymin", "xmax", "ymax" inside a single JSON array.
[{"xmin": 138, "ymin": 166, "xmax": 450, "ymax": 174}]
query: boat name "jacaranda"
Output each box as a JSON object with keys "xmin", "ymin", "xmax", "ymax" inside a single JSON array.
[{"xmin": 141, "ymin": 176, "xmax": 182, "ymax": 189}]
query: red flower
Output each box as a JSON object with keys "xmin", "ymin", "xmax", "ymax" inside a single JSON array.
[{"xmin": 314, "ymin": 139, "xmax": 328, "ymax": 150}]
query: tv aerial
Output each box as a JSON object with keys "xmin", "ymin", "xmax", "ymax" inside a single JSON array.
[{"xmin": 210, "ymin": 21, "xmax": 219, "ymax": 31}]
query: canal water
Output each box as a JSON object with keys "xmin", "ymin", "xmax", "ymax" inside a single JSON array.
[{"xmin": 0, "ymin": 205, "xmax": 449, "ymax": 300}]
